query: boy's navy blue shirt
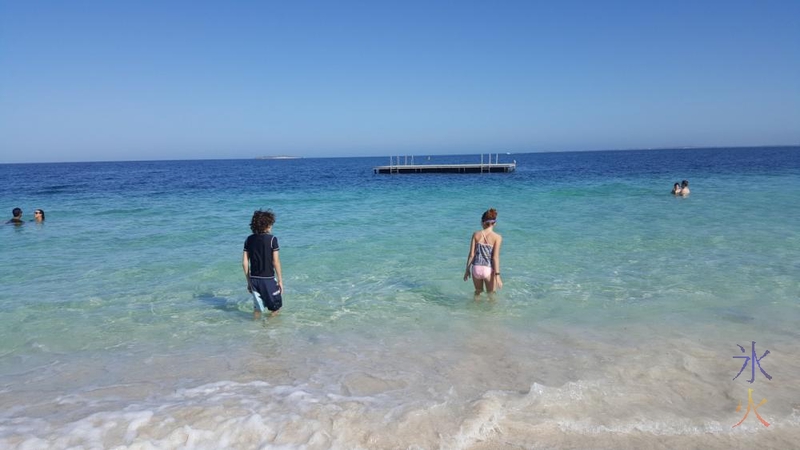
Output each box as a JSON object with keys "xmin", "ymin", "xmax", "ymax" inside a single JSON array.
[{"xmin": 243, "ymin": 233, "xmax": 279, "ymax": 277}]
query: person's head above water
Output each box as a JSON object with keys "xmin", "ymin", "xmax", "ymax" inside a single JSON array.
[
  {"xmin": 12, "ymin": 207, "xmax": 22, "ymax": 218},
  {"xmin": 681, "ymin": 180, "xmax": 689, "ymax": 188},
  {"xmin": 34, "ymin": 209, "xmax": 45, "ymax": 222},
  {"xmin": 250, "ymin": 209, "xmax": 276, "ymax": 234},
  {"xmin": 481, "ymin": 208, "xmax": 498, "ymax": 228}
]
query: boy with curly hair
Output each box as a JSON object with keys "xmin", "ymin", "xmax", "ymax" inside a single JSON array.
[{"xmin": 243, "ymin": 209, "xmax": 283, "ymax": 319}]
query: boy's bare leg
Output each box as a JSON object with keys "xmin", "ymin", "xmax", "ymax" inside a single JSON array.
[{"xmin": 254, "ymin": 310, "xmax": 262, "ymax": 320}]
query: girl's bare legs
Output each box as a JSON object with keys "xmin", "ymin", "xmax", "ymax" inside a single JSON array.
[
  {"xmin": 485, "ymin": 277, "xmax": 496, "ymax": 293},
  {"xmin": 472, "ymin": 276, "xmax": 484, "ymax": 298},
  {"xmin": 486, "ymin": 274, "xmax": 497, "ymax": 301},
  {"xmin": 486, "ymin": 277, "xmax": 498, "ymax": 301}
]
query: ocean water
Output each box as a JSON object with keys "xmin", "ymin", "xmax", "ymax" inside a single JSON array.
[{"xmin": 1, "ymin": 147, "xmax": 799, "ymax": 449}]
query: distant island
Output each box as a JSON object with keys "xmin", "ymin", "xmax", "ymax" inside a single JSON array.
[{"xmin": 255, "ymin": 155, "xmax": 302, "ymax": 160}]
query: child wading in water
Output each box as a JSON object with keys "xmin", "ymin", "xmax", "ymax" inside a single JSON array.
[
  {"xmin": 243, "ymin": 209, "xmax": 284, "ymax": 319},
  {"xmin": 464, "ymin": 208, "xmax": 503, "ymax": 298}
]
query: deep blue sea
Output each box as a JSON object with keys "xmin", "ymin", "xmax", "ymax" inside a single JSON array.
[{"xmin": 1, "ymin": 147, "xmax": 799, "ymax": 449}]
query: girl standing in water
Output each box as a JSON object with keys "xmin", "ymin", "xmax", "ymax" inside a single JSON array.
[{"xmin": 464, "ymin": 208, "xmax": 503, "ymax": 297}]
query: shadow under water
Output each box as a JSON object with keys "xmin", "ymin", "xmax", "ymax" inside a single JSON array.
[{"xmin": 196, "ymin": 292, "xmax": 248, "ymax": 315}]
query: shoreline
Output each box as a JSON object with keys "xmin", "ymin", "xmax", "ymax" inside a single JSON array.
[{"xmin": 2, "ymin": 321, "xmax": 798, "ymax": 448}]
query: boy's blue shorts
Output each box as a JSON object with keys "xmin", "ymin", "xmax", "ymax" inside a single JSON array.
[{"xmin": 250, "ymin": 277, "xmax": 282, "ymax": 312}]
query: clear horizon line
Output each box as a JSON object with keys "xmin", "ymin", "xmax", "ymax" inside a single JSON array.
[{"xmin": 2, "ymin": 143, "xmax": 798, "ymax": 165}]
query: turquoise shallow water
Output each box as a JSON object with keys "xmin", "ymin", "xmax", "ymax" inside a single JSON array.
[{"xmin": 1, "ymin": 147, "xmax": 799, "ymax": 449}]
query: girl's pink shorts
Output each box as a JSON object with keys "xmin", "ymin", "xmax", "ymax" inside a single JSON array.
[{"xmin": 472, "ymin": 265, "xmax": 492, "ymax": 280}]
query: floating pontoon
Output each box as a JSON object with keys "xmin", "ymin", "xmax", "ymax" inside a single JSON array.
[{"xmin": 373, "ymin": 154, "xmax": 516, "ymax": 174}]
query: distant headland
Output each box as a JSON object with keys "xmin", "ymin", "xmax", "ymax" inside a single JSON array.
[{"xmin": 255, "ymin": 155, "xmax": 302, "ymax": 160}]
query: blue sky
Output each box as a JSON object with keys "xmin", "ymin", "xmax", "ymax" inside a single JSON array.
[{"xmin": 1, "ymin": 0, "xmax": 798, "ymax": 163}]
